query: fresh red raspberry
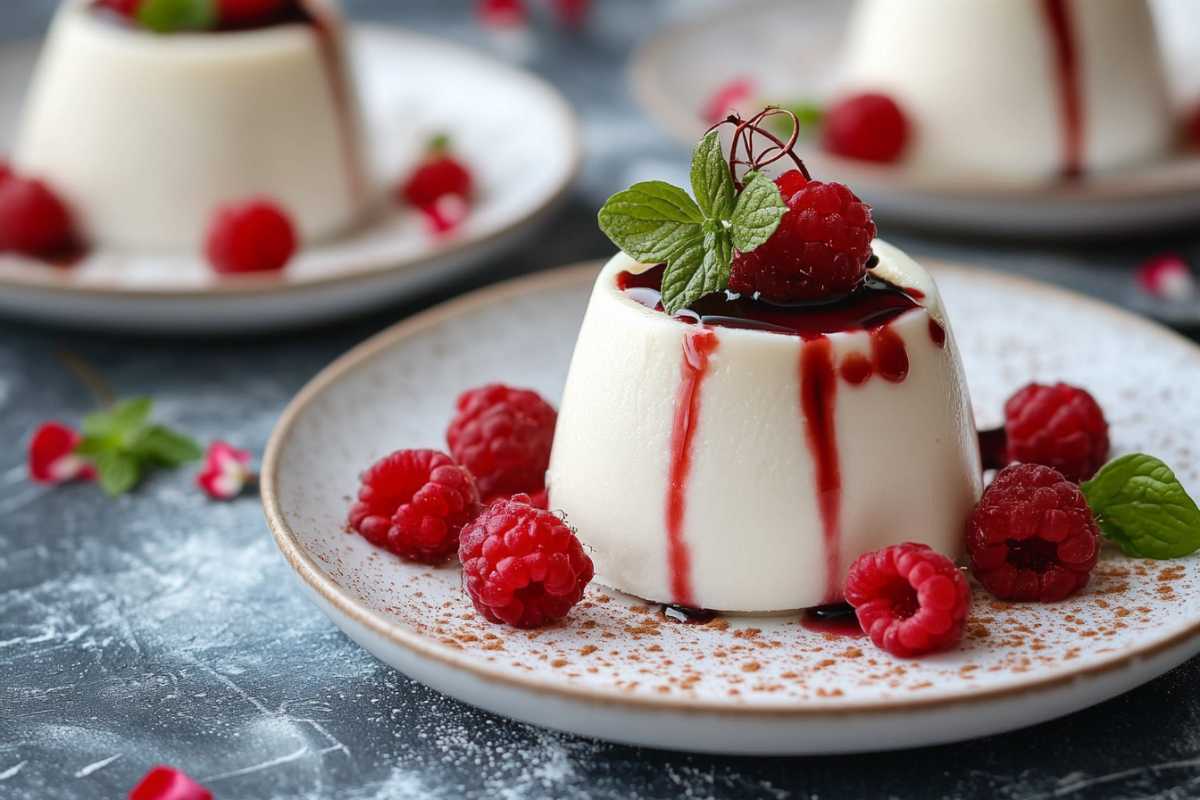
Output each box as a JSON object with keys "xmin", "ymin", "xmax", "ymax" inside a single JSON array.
[
  {"xmin": 822, "ymin": 92, "xmax": 910, "ymax": 164},
  {"xmin": 400, "ymin": 140, "xmax": 473, "ymax": 209},
  {"xmin": 204, "ymin": 198, "xmax": 297, "ymax": 274},
  {"xmin": 967, "ymin": 464, "xmax": 1100, "ymax": 602},
  {"xmin": 0, "ymin": 161, "xmax": 12, "ymax": 184},
  {"xmin": 1004, "ymin": 382, "xmax": 1109, "ymax": 481},
  {"xmin": 217, "ymin": 0, "xmax": 289, "ymax": 27},
  {"xmin": 702, "ymin": 78, "xmax": 757, "ymax": 124},
  {"xmin": 97, "ymin": 0, "xmax": 142, "ymax": 17},
  {"xmin": 348, "ymin": 449, "xmax": 481, "ymax": 564},
  {"xmin": 0, "ymin": 176, "xmax": 77, "ymax": 257},
  {"xmin": 459, "ymin": 494, "xmax": 594, "ymax": 627},
  {"xmin": 729, "ymin": 176, "xmax": 876, "ymax": 302},
  {"xmin": 446, "ymin": 384, "xmax": 556, "ymax": 501},
  {"xmin": 129, "ymin": 765, "xmax": 211, "ymax": 800},
  {"xmin": 845, "ymin": 542, "xmax": 971, "ymax": 658}
]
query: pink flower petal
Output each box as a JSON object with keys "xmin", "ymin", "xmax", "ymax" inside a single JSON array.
[
  {"xmin": 128, "ymin": 765, "xmax": 212, "ymax": 800},
  {"xmin": 28, "ymin": 421, "xmax": 93, "ymax": 484},
  {"xmin": 1136, "ymin": 253, "xmax": 1195, "ymax": 301}
]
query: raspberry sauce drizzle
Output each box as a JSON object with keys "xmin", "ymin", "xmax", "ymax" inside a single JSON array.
[
  {"xmin": 800, "ymin": 338, "xmax": 843, "ymax": 603},
  {"xmin": 1041, "ymin": 0, "xmax": 1084, "ymax": 178},
  {"xmin": 665, "ymin": 329, "xmax": 718, "ymax": 606},
  {"xmin": 800, "ymin": 603, "xmax": 865, "ymax": 638}
]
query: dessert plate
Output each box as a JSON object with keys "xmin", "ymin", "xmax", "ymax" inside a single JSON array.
[
  {"xmin": 630, "ymin": 0, "xmax": 1200, "ymax": 236},
  {"xmin": 0, "ymin": 26, "xmax": 579, "ymax": 333},
  {"xmin": 262, "ymin": 261, "xmax": 1200, "ymax": 755}
]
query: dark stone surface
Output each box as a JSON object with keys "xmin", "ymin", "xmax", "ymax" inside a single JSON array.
[{"xmin": 3, "ymin": 2, "xmax": 1200, "ymax": 798}]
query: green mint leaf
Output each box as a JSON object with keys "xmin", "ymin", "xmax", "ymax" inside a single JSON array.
[
  {"xmin": 660, "ymin": 225, "xmax": 732, "ymax": 315},
  {"xmin": 95, "ymin": 450, "xmax": 141, "ymax": 496},
  {"xmin": 131, "ymin": 425, "xmax": 203, "ymax": 467},
  {"xmin": 597, "ymin": 181, "xmax": 704, "ymax": 263},
  {"xmin": 138, "ymin": 0, "xmax": 216, "ymax": 33},
  {"xmin": 690, "ymin": 131, "xmax": 736, "ymax": 222},
  {"xmin": 1081, "ymin": 453, "xmax": 1200, "ymax": 559},
  {"xmin": 82, "ymin": 397, "xmax": 153, "ymax": 440},
  {"xmin": 730, "ymin": 170, "xmax": 787, "ymax": 253}
]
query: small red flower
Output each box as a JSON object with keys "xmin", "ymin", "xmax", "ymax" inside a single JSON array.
[
  {"xmin": 129, "ymin": 765, "xmax": 212, "ymax": 800},
  {"xmin": 1136, "ymin": 253, "xmax": 1195, "ymax": 301},
  {"xmin": 702, "ymin": 78, "xmax": 757, "ymax": 125},
  {"xmin": 196, "ymin": 441, "xmax": 253, "ymax": 500},
  {"xmin": 28, "ymin": 422, "xmax": 94, "ymax": 484}
]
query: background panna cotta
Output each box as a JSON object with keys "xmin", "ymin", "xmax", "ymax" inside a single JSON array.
[
  {"xmin": 13, "ymin": 0, "xmax": 370, "ymax": 250},
  {"xmin": 547, "ymin": 241, "xmax": 982, "ymax": 612},
  {"xmin": 836, "ymin": 0, "xmax": 1173, "ymax": 179}
]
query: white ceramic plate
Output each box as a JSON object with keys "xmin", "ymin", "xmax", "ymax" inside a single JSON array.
[
  {"xmin": 0, "ymin": 26, "xmax": 580, "ymax": 333},
  {"xmin": 261, "ymin": 260, "xmax": 1200, "ymax": 755},
  {"xmin": 630, "ymin": 0, "xmax": 1200, "ymax": 236}
]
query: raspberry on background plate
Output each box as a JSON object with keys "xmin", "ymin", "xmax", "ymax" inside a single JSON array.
[
  {"xmin": 822, "ymin": 92, "xmax": 910, "ymax": 164},
  {"xmin": 204, "ymin": 198, "xmax": 297, "ymax": 274},
  {"xmin": 0, "ymin": 176, "xmax": 77, "ymax": 257}
]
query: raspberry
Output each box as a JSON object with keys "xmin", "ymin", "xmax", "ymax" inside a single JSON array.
[
  {"xmin": 446, "ymin": 384, "xmax": 556, "ymax": 501},
  {"xmin": 822, "ymin": 92, "xmax": 910, "ymax": 164},
  {"xmin": 400, "ymin": 143, "xmax": 473, "ymax": 209},
  {"xmin": 0, "ymin": 176, "xmax": 77, "ymax": 257},
  {"xmin": 845, "ymin": 542, "xmax": 971, "ymax": 658},
  {"xmin": 0, "ymin": 161, "xmax": 12, "ymax": 184},
  {"xmin": 729, "ymin": 176, "xmax": 876, "ymax": 302},
  {"xmin": 967, "ymin": 464, "xmax": 1100, "ymax": 602},
  {"xmin": 348, "ymin": 449, "xmax": 480, "ymax": 564},
  {"xmin": 129, "ymin": 765, "xmax": 212, "ymax": 800},
  {"xmin": 97, "ymin": 0, "xmax": 142, "ymax": 17},
  {"xmin": 702, "ymin": 78, "xmax": 756, "ymax": 124},
  {"xmin": 204, "ymin": 198, "xmax": 297, "ymax": 274},
  {"xmin": 459, "ymin": 494, "xmax": 594, "ymax": 627},
  {"xmin": 1004, "ymin": 382, "xmax": 1109, "ymax": 481},
  {"xmin": 218, "ymin": 0, "xmax": 289, "ymax": 27}
]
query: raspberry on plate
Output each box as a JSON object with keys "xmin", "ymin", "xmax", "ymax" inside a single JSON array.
[
  {"xmin": 1004, "ymin": 382, "xmax": 1109, "ymax": 481},
  {"xmin": 822, "ymin": 92, "xmax": 910, "ymax": 164},
  {"xmin": 728, "ymin": 176, "xmax": 877, "ymax": 303},
  {"xmin": 129, "ymin": 765, "xmax": 212, "ymax": 800},
  {"xmin": 0, "ymin": 161, "xmax": 12, "ymax": 184},
  {"xmin": 348, "ymin": 449, "xmax": 481, "ymax": 565},
  {"xmin": 844, "ymin": 542, "xmax": 971, "ymax": 658},
  {"xmin": 967, "ymin": 463, "xmax": 1100, "ymax": 602},
  {"xmin": 399, "ymin": 137, "xmax": 473, "ymax": 209},
  {"xmin": 458, "ymin": 494, "xmax": 594, "ymax": 628},
  {"xmin": 0, "ymin": 176, "xmax": 77, "ymax": 257},
  {"xmin": 204, "ymin": 198, "xmax": 297, "ymax": 274},
  {"xmin": 446, "ymin": 384, "xmax": 557, "ymax": 501}
]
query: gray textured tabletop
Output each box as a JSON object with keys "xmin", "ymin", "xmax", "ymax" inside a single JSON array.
[{"xmin": 4, "ymin": 1, "xmax": 1200, "ymax": 798}]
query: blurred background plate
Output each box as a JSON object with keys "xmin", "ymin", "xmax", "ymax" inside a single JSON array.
[
  {"xmin": 0, "ymin": 25, "xmax": 580, "ymax": 333},
  {"xmin": 631, "ymin": 0, "xmax": 1200, "ymax": 237}
]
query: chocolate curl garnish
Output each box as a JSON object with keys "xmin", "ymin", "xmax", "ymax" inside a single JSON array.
[{"xmin": 707, "ymin": 107, "xmax": 811, "ymax": 191}]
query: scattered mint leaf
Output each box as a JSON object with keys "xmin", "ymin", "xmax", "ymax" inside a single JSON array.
[
  {"xmin": 83, "ymin": 396, "xmax": 152, "ymax": 440},
  {"xmin": 597, "ymin": 182, "xmax": 704, "ymax": 263},
  {"xmin": 138, "ymin": 0, "xmax": 217, "ymax": 33},
  {"xmin": 95, "ymin": 450, "xmax": 141, "ymax": 497},
  {"xmin": 1081, "ymin": 453, "xmax": 1200, "ymax": 559},
  {"xmin": 131, "ymin": 425, "xmax": 203, "ymax": 467},
  {"xmin": 690, "ymin": 131, "xmax": 736, "ymax": 222},
  {"xmin": 730, "ymin": 170, "xmax": 786, "ymax": 252}
]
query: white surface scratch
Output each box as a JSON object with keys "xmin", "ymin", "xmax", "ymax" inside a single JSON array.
[
  {"xmin": 1025, "ymin": 756, "xmax": 1200, "ymax": 798},
  {"xmin": 73, "ymin": 753, "xmax": 122, "ymax": 778},
  {"xmin": 202, "ymin": 746, "xmax": 310, "ymax": 783},
  {"xmin": 0, "ymin": 761, "xmax": 27, "ymax": 781}
]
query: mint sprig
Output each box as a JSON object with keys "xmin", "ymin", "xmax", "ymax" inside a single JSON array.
[
  {"xmin": 74, "ymin": 397, "xmax": 203, "ymax": 496},
  {"xmin": 598, "ymin": 131, "xmax": 787, "ymax": 315},
  {"xmin": 137, "ymin": 0, "xmax": 217, "ymax": 34},
  {"xmin": 1081, "ymin": 453, "xmax": 1200, "ymax": 559}
]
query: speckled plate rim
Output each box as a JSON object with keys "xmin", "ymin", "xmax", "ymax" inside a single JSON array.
[
  {"xmin": 261, "ymin": 260, "xmax": 1200, "ymax": 717},
  {"xmin": 629, "ymin": 0, "xmax": 1200, "ymax": 203},
  {"xmin": 0, "ymin": 25, "xmax": 583, "ymax": 300}
]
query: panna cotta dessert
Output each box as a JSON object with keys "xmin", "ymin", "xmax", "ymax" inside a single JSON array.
[
  {"xmin": 13, "ymin": 0, "xmax": 369, "ymax": 250},
  {"xmin": 834, "ymin": 0, "xmax": 1173, "ymax": 179},
  {"xmin": 548, "ymin": 110, "xmax": 982, "ymax": 612}
]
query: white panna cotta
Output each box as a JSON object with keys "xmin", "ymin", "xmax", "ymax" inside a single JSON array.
[
  {"xmin": 547, "ymin": 241, "xmax": 982, "ymax": 612},
  {"xmin": 837, "ymin": 0, "xmax": 1173, "ymax": 180},
  {"xmin": 14, "ymin": 0, "xmax": 370, "ymax": 250}
]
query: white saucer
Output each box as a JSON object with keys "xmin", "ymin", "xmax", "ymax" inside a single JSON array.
[
  {"xmin": 261, "ymin": 260, "xmax": 1200, "ymax": 755},
  {"xmin": 630, "ymin": 0, "xmax": 1200, "ymax": 237},
  {"xmin": 0, "ymin": 26, "xmax": 580, "ymax": 333}
]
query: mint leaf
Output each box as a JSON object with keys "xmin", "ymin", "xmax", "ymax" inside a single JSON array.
[
  {"xmin": 83, "ymin": 397, "xmax": 152, "ymax": 440},
  {"xmin": 131, "ymin": 426, "xmax": 203, "ymax": 467},
  {"xmin": 661, "ymin": 225, "xmax": 732, "ymax": 315},
  {"xmin": 730, "ymin": 170, "xmax": 786, "ymax": 252},
  {"xmin": 1081, "ymin": 453, "xmax": 1200, "ymax": 559},
  {"xmin": 95, "ymin": 451, "xmax": 140, "ymax": 497},
  {"xmin": 138, "ymin": 0, "xmax": 217, "ymax": 33},
  {"xmin": 690, "ymin": 131, "xmax": 736, "ymax": 222},
  {"xmin": 597, "ymin": 182, "xmax": 704, "ymax": 263}
]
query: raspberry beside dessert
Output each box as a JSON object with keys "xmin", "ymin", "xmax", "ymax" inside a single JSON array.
[
  {"xmin": 459, "ymin": 494, "xmax": 594, "ymax": 628},
  {"xmin": 822, "ymin": 93, "xmax": 910, "ymax": 164},
  {"xmin": 0, "ymin": 176, "xmax": 77, "ymax": 257},
  {"xmin": 1005, "ymin": 382, "xmax": 1109, "ymax": 481},
  {"xmin": 348, "ymin": 449, "xmax": 481, "ymax": 564},
  {"xmin": 446, "ymin": 384, "xmax": 557, "ymax": 501},
  {"xmin": 204, "ymin": 198, "xmax": 297, "ymax": 274},
  {"xmin": 844, "ymin": 542, "xmax": 971, "ymax": 658},
  {"xmin": 967, "ymin": 464, "xmax": 1100, "ymax": 602},
  {"xmin": 728, "ymin": 175, "xmax": 877, "ymax": 302}
]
